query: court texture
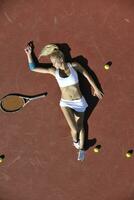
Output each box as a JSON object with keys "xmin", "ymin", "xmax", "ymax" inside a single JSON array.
[{"xmin": 0, "ymin": 1, "xmax": 133, "ymax": 200}]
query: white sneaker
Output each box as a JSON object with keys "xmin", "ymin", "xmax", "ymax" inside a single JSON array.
[
  {"xmin": 77, "ymin": 150, "xmax": 85, "ymax": 161},
  {"xmin": 73, "ymin": 141, "xmax": 80, "ymax": 149}
]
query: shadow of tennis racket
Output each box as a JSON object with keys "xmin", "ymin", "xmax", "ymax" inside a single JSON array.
[{"xmin": 0, "ymin": 92, "xmax": 48, "ymax": 113}]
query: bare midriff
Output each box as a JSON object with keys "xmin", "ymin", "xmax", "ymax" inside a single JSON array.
[{"xmin": 60, "ymin": 83, "xmax": 82, "ymax": 100}]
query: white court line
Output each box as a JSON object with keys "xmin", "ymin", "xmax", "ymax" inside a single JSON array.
[
  {"xmin": 7, "ymin": 155, "xmax": 21, "ymax": 168},
  {"xmin": 4, "ymin": 12, "xmax": 13, "ymax": 23}
]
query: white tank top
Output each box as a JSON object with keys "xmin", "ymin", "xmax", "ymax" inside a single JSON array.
[{"xmin": 55, "ymin": 63, "xmax": 79, "ymax": 88}]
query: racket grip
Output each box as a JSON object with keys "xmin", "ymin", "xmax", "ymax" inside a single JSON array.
[
  {"xmin": 28, "ymin": 92, "xmax": 48, "ymax": 101},
  {"xmin": 44, "ymin": 92, "xmax": 48, "ymax": 96}
]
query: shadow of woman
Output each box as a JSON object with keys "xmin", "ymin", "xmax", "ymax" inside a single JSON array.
[
  {"xmin": 72, "ymin": 55, "xmax": 104, "ymax": 150},
  {"xmin": 28, "ymin": 41, "xmax": 104, "ymax": 151}
]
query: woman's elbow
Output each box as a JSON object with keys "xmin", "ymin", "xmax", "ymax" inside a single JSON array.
[{"xmin": 28, "ymin": 62, "xmax": 36, "ymax": 71}]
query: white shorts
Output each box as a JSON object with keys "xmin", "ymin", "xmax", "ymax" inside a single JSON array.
[{"xmin": 60, "ymin": 96, "xmax": 88, "ymax": 112}]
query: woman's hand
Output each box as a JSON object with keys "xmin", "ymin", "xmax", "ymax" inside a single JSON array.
[
  {"xmin": 24, "ymin": 45, "xmax": 32, "ymax": 56},
  {"xmin": 93, "ymin": 88, "xmax": 104, "ymax": 100}
]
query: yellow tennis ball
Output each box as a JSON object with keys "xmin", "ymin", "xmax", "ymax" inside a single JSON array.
[
  {"xmin": 104, "ymin": 64, "xmax": 110, "ymax": 70},
  {"xmin": 126, "ymin": 153, "xmax": 132, "ymax": 158},
  {"xmin": 0, "ymin": 158, "xmax": 3, "ymax": 163},
  {"xmin": 94, "ymin": 148, "xmax": 100, "ymax": 153}
]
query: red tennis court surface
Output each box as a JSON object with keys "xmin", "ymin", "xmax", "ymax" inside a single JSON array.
[{"xmin": 0, "ymin": 1, "xmax": 134, "ymax": 200}]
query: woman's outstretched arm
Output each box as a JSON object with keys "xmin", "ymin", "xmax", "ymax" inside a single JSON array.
[
  {"xmin": 72, "ymin": 62, "xmax": 104, "ymax": 100},
  {"xmin": 24, "ymin": 44, "xmax": 55, "ymax": 76}
]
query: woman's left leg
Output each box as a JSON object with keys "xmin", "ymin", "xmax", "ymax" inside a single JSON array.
[{"xmin": 73, "ymin": 111, "xmax": 85, "ymax": 150}]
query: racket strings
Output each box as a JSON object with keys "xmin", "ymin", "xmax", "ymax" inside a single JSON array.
[{"xmin": 1, "ymin": 96, "xmax": 25, "ymax": 111}]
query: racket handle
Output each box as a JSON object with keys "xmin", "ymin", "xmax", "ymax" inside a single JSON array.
[{"xmin": 28, "ymin": 92, "xmax": 48, "ymax": 101}]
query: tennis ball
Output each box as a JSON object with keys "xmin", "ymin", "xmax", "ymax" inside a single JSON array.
[
  {"xmin": 126, "ymin": 152, "xmax": 132, "ymax": 158},
  {"xmin": 126, "ymin": 153, "xmax": 132, "ymax": 158},
  {"xmin": 94, "ymin": 148, "xmax": 100, "ymax": 153},
  {"xmin": 104, "ymin": 64, "xmax": 110, "ymax": 70},
  {"xmin": 126, "ymin": 150, "xmax": 133, "ymax": 158},
  {"xmin": 0, "ymin": 154, "xmax": 5, "ymax": 163},
  {"xmin": 93, "ymin": 145, "xmax": 101, "ymax": 153}
]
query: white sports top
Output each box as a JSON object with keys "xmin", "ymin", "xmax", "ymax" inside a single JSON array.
[{"xmin": 55, "ymin": 63, "xmax": 79, "ymax": 88}]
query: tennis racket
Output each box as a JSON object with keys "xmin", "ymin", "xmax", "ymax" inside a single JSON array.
[{"xmin": 0, "ymin": 92, "xmax": 48, "ymax": 113}]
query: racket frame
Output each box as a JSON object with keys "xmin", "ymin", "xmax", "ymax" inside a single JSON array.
[{"xmin": 0, "ymin": 92, "xmax": 48, "ymax": 113}]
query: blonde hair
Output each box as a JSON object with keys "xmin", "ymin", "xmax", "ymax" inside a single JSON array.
[
  {"xmin": 38, "ymin": 44, "xmax": 61, "ymax": 59},
  {"xmin": 50, "ymin": 49, "xmax": 65, "ymax": 61}
]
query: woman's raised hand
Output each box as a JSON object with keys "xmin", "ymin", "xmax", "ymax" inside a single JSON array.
[{"xmin": 24, "ymin": 45, "xmax": 32, "ymax": 55}]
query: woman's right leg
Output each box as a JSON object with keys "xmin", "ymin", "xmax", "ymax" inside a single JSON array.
[
  {"xmin": 61, "ymin": 106, "xmax": 85, "ymax": 161},
  {"xmin": 73, "ymin": 111, "xmax": 85, "ymax": 150},
  {"xmin": 60, "ymin": 107, "xmax": 78, "ymax": 143}
]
